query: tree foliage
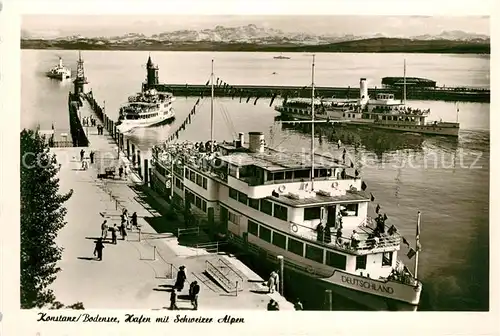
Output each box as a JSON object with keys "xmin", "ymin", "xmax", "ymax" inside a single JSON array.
[{"xmin": 20, "ymin": 129, "xmax": 74, "ymax": 308}]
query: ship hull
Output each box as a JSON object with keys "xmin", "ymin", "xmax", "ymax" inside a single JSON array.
[
  {"xmin": 276, "ymin": 110, "xmax": 459, "ymax": 137},
  {"xmin": 117, "ymin": 110, "xmax": 175, "ymax": 133},
  {"xmin": 225, "ymin": 234, "xmax": 421, "ymax": 311},
  {"xmin": 46, "ymin": 72, "xmax": 71, "ymax": 80}
]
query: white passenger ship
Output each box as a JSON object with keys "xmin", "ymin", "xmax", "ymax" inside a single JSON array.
[
  {"xmin": 116, "ymin": 56, "xmax": 175, "ymax": 133},
  {"xmin": 150, "ymin": 59, "xmax": 422, "ymax": 311},
  {"xmin": 46, "ymin": 57, "xmax": 71, "ymax": 80},
  {"xmin": 275, "ymin": 62, "xmax": 460, "ymax": 137}
]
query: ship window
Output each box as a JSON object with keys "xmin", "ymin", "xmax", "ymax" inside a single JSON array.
[
  {"xmin": 229, "ymin": 188, "xmax": 238, "ymax": 200},
  {"xmin": 189, "ymin": 171, "xmax": 196, "ymax": 182},
  {"xmin": 196, "ymin": 174, "xmax": 202, "ymax": 186},
  {"xmin": 248, "ymin": 220, "xmax": 259, "ymax": 236},
  {"xmin": 305, "ymin": 244, "xmax": 324, "ymax": 263},
  {"xmin": 272, "ymin": 232, "xmax": 287, "ymax": 249},
  {"xmin": 248, "ymin": 198, "xmax": 260, "ymax": 210},
  {"xmin": 287, "ymin": 238, "xmax": 304, "ymax": 256},
  {"xmin": 260, "ymin": 199, "xmax": 273, "ymax": 216},
  {"xmin": 340, "ymin": 203, "xmax": 358, "ymax": 216},
  {"xmin": 175, "ymin": 178, "xmax": 181, "ymax": 188},
  {"xmin": 195, "ymin": 196, "xmax": 202, "ymax": 209},
  {"xmin": 326, "ymin": 251, "xmax": 347, "ymax": 269},
  {"xmin": 259, "ymin": 226, "xmax": 272, "ymax": 243},
  {"xmin": 294, "ymin": 170, "xmax": 310, "ymax": 179},
  {"xmin": 273, "ymin": 204, "xmax": 288, "ymax": 221},
  {"xmin": 356, "ymin": 255, "xmax": 367, "ymax": 270},
  {"xmin": 202, "ymin": 200, "xmax": 207, "ymax": 212},
  {"xmin": 304, "ymin": 207, "xmax": 321, "ymax": 220},
  {"xmin": 202, "ymin": 177, "xmax": 207, "ymax": 189},
  {"xmin": 285, "ymin": 171, "xmax": 293, "ymax": 180},
  {"xmin": 238, "ymin": 192, "xmax": 248, "ymax": 205},
  {"xmin": 382, "ymin": 252, "xmax": 393, "ymax": 267},
  {"xmin": 228, "ymin": 211, "xmax": 239, "ymax": 225}
]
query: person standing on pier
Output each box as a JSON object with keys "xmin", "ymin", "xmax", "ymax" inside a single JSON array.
[
  {"xmin": 131, "ymin": 211, "xmax": 138, "ymax": 230},
  {"xmin": 93, "ymin": 238, "xmax": 105, "ymax": 261},
  {"xmin": 89, "ymin": 151, "xmax": 95, "ymax": 164},
  {"xmin": 267, "ymin": 271, "xmax": 277, "ymax": 294},
  {"xmin": 175, "ymin": 266, "xmax": 187, "ymax": 292},
  {"xmin": 169, "ymin": 290, "xmax": 178, "ymax": 310},
  {"xmin": 110, "ymin": 224, "xmax": 118, "ymax": 244},
  {"xmin": 118, "ymin": 166, "xmax": 124, "ymax": 179},
  {"xmin": 80, "ymin": 149, "xmax": 85, "ymax": 162},
  {"xmin": 191, "ymin": 281, "xmax": 200, "ymax": 310},
  {"xmin": 122, "ymin": 208, "xmax": 130, "ymax": 229},
  {"xmin": 101, "ymin": 220, "xmax": 109, "ymax": 240},
  {"xmin": 119, "ymin": 221, "xmax": 127, "ymax": 240}
]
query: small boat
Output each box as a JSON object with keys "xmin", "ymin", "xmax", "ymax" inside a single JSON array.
[
  {"xmin": 116, "ymin": 56, "xmax": 175, "ymax": 133},
  {"xmin": 274, "ymin": 53, "xmax": 291, "ymax": 60},
  {"xmin": 46, "ymin": 57, "xmax": 71, "ymax": 80}
]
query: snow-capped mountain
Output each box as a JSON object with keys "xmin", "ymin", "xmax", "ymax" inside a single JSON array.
[{"xmin": 22, "ymin": 25, "xmax": 489, "ymax": 44}]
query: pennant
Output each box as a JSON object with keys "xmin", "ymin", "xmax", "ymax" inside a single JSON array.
[
  {"xmin": 402, "ymin": 237, "xmax": 410, "ymax": 248},
  {"xmin": 370, "ymin": 193, "xmax": 375, "ymax": 202},
  {"xmin": 375, "ymin": 204, "xmax": 380, "ymax": 214},
  {"xmin": 407, "ymin": 248, "xmax": 416, "ymax": 259},
  {"xmin": 350, "ymin": 162, "xmax": 354, "ymax": 168},
  {"xmin": 196, "ymin": 98, "xmax": 200, "ymax": 105},
  {"xmin": 388, "ymin": 225, "xmax": 397, "ymax": 235},
  {"xmin": 254, "ymin": 97, "xmax": 260, "ymax": 105},
  {"xmin": 269, "ymin": 93, "xmax": 277, "ymax": 107},
  {"xmin": 361, "ymin": 181, "xmax": 367, "ymax": 191},
  {"xmin": 383, "ymin": 213, "xmax": 388, "ymax": 221},
  {"xmin": 239, "ymin": 96, "xmax": 242, "ymax": 103},
  {"xmin": 205, "ymin": 80, "xmax": 210, "ymax": 86},
  {"xmin": 355, "ymin": 170, "xmax": 359, "ymax": 177},
  {"xmin": 246, "ymin": 96, "xmax": 251, "ymax": 104}
]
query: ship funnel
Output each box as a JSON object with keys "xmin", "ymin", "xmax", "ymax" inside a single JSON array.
[
  {"xmin": 59, "ymin": 57, "xmax": 63, "ymax": 67},
  {"xmin": 359, "ymin": 78, "xmax": 368, "ymax": 104},
  {"xmin": 234, "ymin": 132, "xmax": 245, "ymax": 148},
  {"xmin": 248, "ymin": 132, "xmax": 265, "ymax": 153}
]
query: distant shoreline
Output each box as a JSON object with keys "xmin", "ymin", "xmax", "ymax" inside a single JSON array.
[{"xmin": 21, "ymin": 38, "xmax": 490, "ymax": 54}]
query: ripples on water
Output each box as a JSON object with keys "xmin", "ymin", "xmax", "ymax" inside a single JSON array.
[{"xmin": 22, "ymin": 50, "xmax": 489, "ymax": 310}]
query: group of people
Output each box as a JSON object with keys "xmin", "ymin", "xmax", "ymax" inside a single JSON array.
[
  {"xmin": 82, "ymin": 116, "xmax": 97, "ymax": 127},
  {"xmin": 94, "ymin": 208, "xmax": 139, "ymax": 260},
  {"xmin": 79, "ymin": 149, "xmax": 96, "ymax": 170},
  {"xmin": 169, "ymin": 266, "xmax": 201, "ymax": 310}
]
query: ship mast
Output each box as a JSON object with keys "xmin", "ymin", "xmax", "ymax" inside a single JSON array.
[
  {"xmin": 310, "ymin": 54, "xmax": 316, "ymax": 191},
  {"xmin": 403, "ymin": 59, "xmax": 407, "ymax": 105},
  {"xmin": 210, "ymin": 59, "xmax": 215, "ymax": 153}
]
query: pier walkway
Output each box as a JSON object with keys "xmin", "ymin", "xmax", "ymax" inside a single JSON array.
[{"xmin": 50, "ymin": 100, "xmax": 293, "ymax": 310}]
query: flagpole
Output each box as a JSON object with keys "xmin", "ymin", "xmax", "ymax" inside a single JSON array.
[
  {"xmin": 210, "ymin": 59, "xmax": 214, "ymax": 153},
  {"xmin": 310, "ymin": 54, "xmax": 316, "ymax": 191},
  {"xmin": 414, "ymin": 211, "xmax": 421, "ymax": 279}
]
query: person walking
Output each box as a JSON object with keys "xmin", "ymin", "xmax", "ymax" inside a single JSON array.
[
  {"xmin": 111, "ymin": 224, "xmax": 118, "ymax": 244},
  {"xmin": 175, "ymin": 266, "xmax": 187, "ymax": 292},
  {"xmin": 93, "ymin": 238, "xmax": 105, "ymax": 261},
  {"xmin": 101, "ymin": 220, "xmax": 109, "ymax": 240},
  {"xmin": 169, "ymin": 290, "xmax": 178, "ymax": 310},
  {"xmin": 191, "ymin": 281, "xmax": 200, "ymax": 310}
]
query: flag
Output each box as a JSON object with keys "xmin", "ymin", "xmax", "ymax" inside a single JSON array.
[
  {"xmin": 370, "ymin": 193, "xmax": 375, "ymax": 202},
  {"xmin": 361, "ymin": 181, "xmax": 367, "ymax": 191},
  {"xmin": 375, "ymin": 204, "xmax": 380, "ymax": 214},
  {"xmin": 383, "ymin": 213, "xmax": 388, "ymax": 221},
  {"xmin": 407, "ymin": 248, "xmax": 416, "ymax": 259},
  {"xmin": 205, "ymin": 80, "xmax": 210, "ymax": 86},
  {"xmin": 402, "ymin": 237, "xmax": 410, "ymax": 248}
]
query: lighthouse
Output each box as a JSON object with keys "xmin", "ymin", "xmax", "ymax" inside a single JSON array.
[
  {"xmin": 73, "ymin": 51, "xmax": 88, "ymax": 95},
  {"xmin": 144, "ymin": 54, "xmax": 159, "ymax": 90}
]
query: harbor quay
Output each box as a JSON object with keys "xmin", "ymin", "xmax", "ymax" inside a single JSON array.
[
  {"xmin": 150, "ymin": 83, "xmax": 490, "ymax": 103},
  {"xmin": 49, "ymin": 98, "xmax": 294, "ymax": 310}
]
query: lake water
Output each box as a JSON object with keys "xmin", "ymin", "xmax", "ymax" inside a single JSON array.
[{"xmin": 21, "ymin": 50, "xmax": 490, "ymax": 311}]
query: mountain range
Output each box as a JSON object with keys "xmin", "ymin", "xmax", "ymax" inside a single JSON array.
[{"xmin": 21, "ymin": 24, "xmax": 490, "ymax": 44}]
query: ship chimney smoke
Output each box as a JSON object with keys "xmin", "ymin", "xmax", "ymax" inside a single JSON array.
[{"xmin": 248, "ymin": 132, "xmax": 265, "ymax": 153}]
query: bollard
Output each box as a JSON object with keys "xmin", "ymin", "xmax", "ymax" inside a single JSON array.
[
  {"xmin": 170, "ymin": 264, "xmax": 173, "ymax": 279},
  {"xmin": 325, "ymin": 289, "xmax": 333, "ymax": 311},
  {"xmin": 235, "ymin": 281, "xmax": 238, "ymax": 297},
  {"xmin": 277, "ymin": 255, "xmax": 284, "ymax": 296},
  {"xmin": 115, "ymin": 199, "xmax": 118, "ymax": 210}
]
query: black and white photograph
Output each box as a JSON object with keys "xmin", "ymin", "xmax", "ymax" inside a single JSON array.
[{"xmin": 1, "ymin": 2, "xmax": 496, "ymax": 334}]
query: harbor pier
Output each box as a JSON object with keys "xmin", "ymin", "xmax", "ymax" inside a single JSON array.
[
  {"xmin": 53, "ymin": 95, "xmax": 294, "ymax": 309},
  {"xmin": 150, "ymin": 83, "xmax": 490, "ymax": 103}
]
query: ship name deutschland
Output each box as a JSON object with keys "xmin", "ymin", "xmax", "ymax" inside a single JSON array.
[{"xmin": 341, "ymin": 275, "xmax": 394, "ymax": 294}]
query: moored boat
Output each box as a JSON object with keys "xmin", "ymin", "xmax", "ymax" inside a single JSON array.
[{"xmin": 150, "ymin": 58, "xmax": 423, "ymax": 310}]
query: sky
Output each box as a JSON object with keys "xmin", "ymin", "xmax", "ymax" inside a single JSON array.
[{"xmin": 22, "ymin": 15, "xmax": 490, "ymax": 38}]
